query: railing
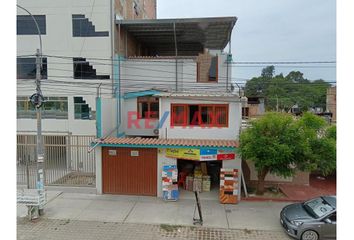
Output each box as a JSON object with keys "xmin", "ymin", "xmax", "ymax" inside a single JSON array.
[{"xmin": 17, "ymin": 134, "xmax": 96, "ymax": 188}]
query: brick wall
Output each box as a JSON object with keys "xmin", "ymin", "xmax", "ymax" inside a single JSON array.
[
  {"xmin": 117, "ymin": 0, "xmax": 156, "ymax": 20},
  {"xmin": 114, "ymin": 0, "xmax": 156, "ymax": 55},
  {"xmin": 196, "ymin": 50, "xmax": 214, "ymax": 83},
  {"xmin": 115, "ymin": 27, "xmax": 139, "ymax": 56}
]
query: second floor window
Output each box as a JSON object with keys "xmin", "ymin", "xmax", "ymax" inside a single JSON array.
[
  {"xmin": 17, "ymin": 57, "xmax": 48, "ymax": 79},
  {"xmin": 137, "ymin": 96, "xmax": 159, "ymax": 119},
  {"xmin": 17, "ymin": 96, "xmax": 68, "ymax": 119},
  {"xmin": 171, "ymin": 104, "xmax": 228, "ymax": 127},
  {"xmin": 17, "ymin": 15, "xmax": 46, "ymax": 35}
]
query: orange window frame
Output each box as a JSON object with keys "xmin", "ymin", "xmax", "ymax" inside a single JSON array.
[
  {"xmin": 137, "ymin": 96, "xmax": 159, "ymax": 119},
  {"xmin": 171, "ymin": 104, "xmax": 188, "ymax": 126},
  {"xmin": 170, "ymin": 103, "xmax": 228, "ymax": 127}
]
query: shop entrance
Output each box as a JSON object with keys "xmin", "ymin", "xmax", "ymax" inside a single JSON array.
[{"xmin": 177, "ymin": 159, "xmax": 222, "ymax": 200}]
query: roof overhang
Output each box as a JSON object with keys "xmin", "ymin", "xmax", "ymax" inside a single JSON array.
[
  {"xmin": 93, "ymin": 137, "xmax": 239, "ymax": 150},
  {"xmin": 116, "ymin": 17, "xmax": 237, "ymax": 56}
]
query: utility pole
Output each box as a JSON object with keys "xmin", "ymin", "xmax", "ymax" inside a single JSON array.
[
  {"xmin": 17, "ymin": 4, "xmax": 45, "ymax": 217},
  {"xmin": 35, "ymin": 48, "xmax": 45, "ymax": 215}
]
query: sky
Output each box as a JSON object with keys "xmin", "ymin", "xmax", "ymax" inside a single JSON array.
[{"xmin": 157, "ymin": 0, "xmax": 336, "ymax": 84}]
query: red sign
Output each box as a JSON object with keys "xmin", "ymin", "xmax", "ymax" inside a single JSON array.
[{"xmin": 217, "ymin": 153, "xmax": 236, "ymax": 160}]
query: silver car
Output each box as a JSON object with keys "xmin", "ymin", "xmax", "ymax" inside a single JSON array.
[{"xmin": 280, "ymin": 196, "xmax": 336, "ymax": 240}]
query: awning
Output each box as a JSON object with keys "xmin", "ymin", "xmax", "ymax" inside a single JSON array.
[
  {"xmin": 94, "ymin": 137, "xmax": 238, "ymax": 149},
  {"xmin": 116, "ymin": 17, "xmax": 237, "ymax": 56}
]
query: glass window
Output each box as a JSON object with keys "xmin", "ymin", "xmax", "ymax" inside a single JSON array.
[
  {"xmin": 17, "ymin": 15, "xmax": 46, "ymax": 35},
  {"xmin": 137, "ymin": 96, "xmax": 159, "ymax": 119},
  {"xmin": 72, "ymin": 14, "xmax": 109, "ymax": 37},
  {"xmin": 170, "ymin": 104, "xmax": 228, "ymax": 127},
  {"xmin": 209, "ymin": 56, "xmax": 218, "ymax": 81},
  {"xmin": 215, "ymin": 106, "xmax": 228, "ymax": 126},
  {"xmin": 73, "ymin": 58, "xmax": 109, "ymax": 79},
  {"xmin": 171, "ymin": 105, "xmax": 186, "ymax": 126},
  {"xmin": 304, "ymin": 197, "xmax": 335, "ymax": 219},
  {"xmin": 17, "ymin": 96, "xmax": 68, "ymax": 119},
  {"xmin": 200, "ymin": 106, "xmax": 213, "ymax": 125},
  {"xmin": 74, "ymin": 97, "xmax": 95, "ymax": 120},
  {"xmin": 17, "ymin": 57, "xmax": 47, "ymax": 79}
]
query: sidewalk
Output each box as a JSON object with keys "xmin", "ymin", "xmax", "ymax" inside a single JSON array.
[
  {"xmin": 17, "ymin": 218, "xmax": 290, "ymax": 240},
  {"xmin": 17, "ymin": 191, "xmax": 291, "ymax": 232}
]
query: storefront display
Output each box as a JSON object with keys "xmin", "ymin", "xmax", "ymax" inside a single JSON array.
[
  {"xmin": 219, "ymin": 168, "xmax": 239, "ymax": 204},
  {"xmin": 162, "ymin": 165, "xmax": 179, "ymax": 201}
]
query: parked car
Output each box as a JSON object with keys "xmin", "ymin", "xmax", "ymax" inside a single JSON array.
[{"xmin": 280, "ymin": 195, "xmax": 336, "ymax": 240}]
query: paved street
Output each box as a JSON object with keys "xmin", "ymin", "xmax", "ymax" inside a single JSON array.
[
  {"xmin": 17, "ymin": 191, "xmax": 292, "ymax": 239},
  {"xmin": 17, "ymin": 218, "xmax": 290, "ymax": 240}
]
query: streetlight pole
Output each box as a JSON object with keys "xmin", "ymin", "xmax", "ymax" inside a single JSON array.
[{"xmin": 17, "ymin": 4, "xmax": 45, "ymax": 215}]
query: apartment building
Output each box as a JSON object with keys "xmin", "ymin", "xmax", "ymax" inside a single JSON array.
[{"xmin": 16, "ymin": 0, "xmax": 157, "ymax": 188}]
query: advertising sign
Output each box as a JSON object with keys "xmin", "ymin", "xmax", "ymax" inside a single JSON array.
[
  {"xmin": 200, "ymin": 148, "xmax": 217, "ymax": 161},
  {"xmin": 217, "ymin": 149, "xmax": 236, "ymax": 160},
  {"xmin": 166, "ymin": 148, "xmax": 200, "ymax": 160},
  {"xmin": 166, "ymin": 148, "xmax": 236, "ymax": 161}
]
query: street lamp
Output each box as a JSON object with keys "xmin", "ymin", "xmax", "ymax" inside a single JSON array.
[{"xmin": 17, "ymin": 4, "xmax": 45, "ymax": 215}]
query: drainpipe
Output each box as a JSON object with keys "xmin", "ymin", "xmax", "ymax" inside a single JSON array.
[
  {"xmin": 110, "ymin": 0, "xmax": 115, "ymax": 97},
  {"xmin": 114, "ymin": 55, "xmax": 122, "ymax": 137}
]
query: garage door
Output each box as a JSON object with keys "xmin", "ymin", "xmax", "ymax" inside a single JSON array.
[{"xmin": 102, "ymin": 147, "xmax": 157, "ymax": 196}]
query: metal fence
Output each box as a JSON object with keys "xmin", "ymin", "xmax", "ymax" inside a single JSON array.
[{"xmin": 17, "ymin": 134, "xmax": 96, "ymax": 188}]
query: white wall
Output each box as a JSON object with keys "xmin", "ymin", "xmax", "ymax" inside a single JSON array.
[
  {"xmin": 17, "ymin": 0, "xmax": 113, "ymax": 136},
  {"xmin": 120, "ymin": 53, "xmax": 230, "ymax": 94},
  {"xmin": 100, "ymin": 97, "xmax": 118, "ymax": 137},
  {"xmin": 121, "ymin": 98, "xmax": 159, "ymax": 136},
  {"xmin": 95, "ymin": 146, "xmax": 102, "ymax": 194},
  {"xmin": 158, "ymin": 97, "xmax": 242, "ymax": 140},
  {"xmin": 17, "ymin": 95, "xmax": 97, "ymax": 135}
]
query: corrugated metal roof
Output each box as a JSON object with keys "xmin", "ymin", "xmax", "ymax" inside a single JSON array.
[
  {"xmin": 117, "ymin": 17, "xmax": 237, "ymax": 56},
  {"xmin": 95, "ymin": 137, "xmax": 238, "ymax": 148}
]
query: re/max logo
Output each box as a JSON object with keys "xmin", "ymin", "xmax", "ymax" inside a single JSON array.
[{"xmin": 127, "ymin": 111, "xmax": 227, "ymax": 129}]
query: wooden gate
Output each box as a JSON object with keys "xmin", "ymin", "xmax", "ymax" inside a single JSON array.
[{"xmin": 102, "ymin": 147, "xmax": 157, "ymax": 196}]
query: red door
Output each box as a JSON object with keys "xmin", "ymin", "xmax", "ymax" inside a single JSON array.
[{"xmin": 102, "ymin": 147, "xmax": 157, "ymax": 196}]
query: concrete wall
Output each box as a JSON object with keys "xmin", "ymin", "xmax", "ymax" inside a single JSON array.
[
  {"xmin": 95, "ymin": 146, "xmax": 102, "ymax": 194},
  {"xmin": 121, "ymin": 98, "xmax": 159, "ymax": 136},
  {"xmin": 100, "ymin": 98, "xmax": 118, "ymax": 137},
  {"xmin": 120, "ymin": 52, "xmax": 231, "ymax": 93},
  {"xmin": 246, "ymin": 160, "xmax": 310, "ymax": 186},
  {"xmin": 17, "ymin": 0, "xmax": 113, "ymax": 136},
  {"xmin": 17, "ymin": 95, "xmax": 97, "ymax": 136},
  {"xmin": 158, "ymin": 97, "xmax": 242, "ymax": 140}
]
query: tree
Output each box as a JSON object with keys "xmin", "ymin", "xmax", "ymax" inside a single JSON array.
[
  {"xmin": 297, "ymin": 113, "xmax": 336, "ymax": 176},
  {"xmin": 240, "ymin": 112, "xmax": 312, "ymax": 194},
  {"xmin": 240, "ymin": 112, "xmax": 336, "ymax": 195},
  {"xmin": 244, "ymin": 67, "xmax": 331, "ymax": 112},
  {"xmin": 261, "ymin": 65, "xmax": 275, "ymax": 78}
]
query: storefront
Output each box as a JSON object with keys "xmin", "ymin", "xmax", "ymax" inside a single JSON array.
[{"xmin": 95, "ymin": 137, "xmax": 241, "ymax": 203}]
